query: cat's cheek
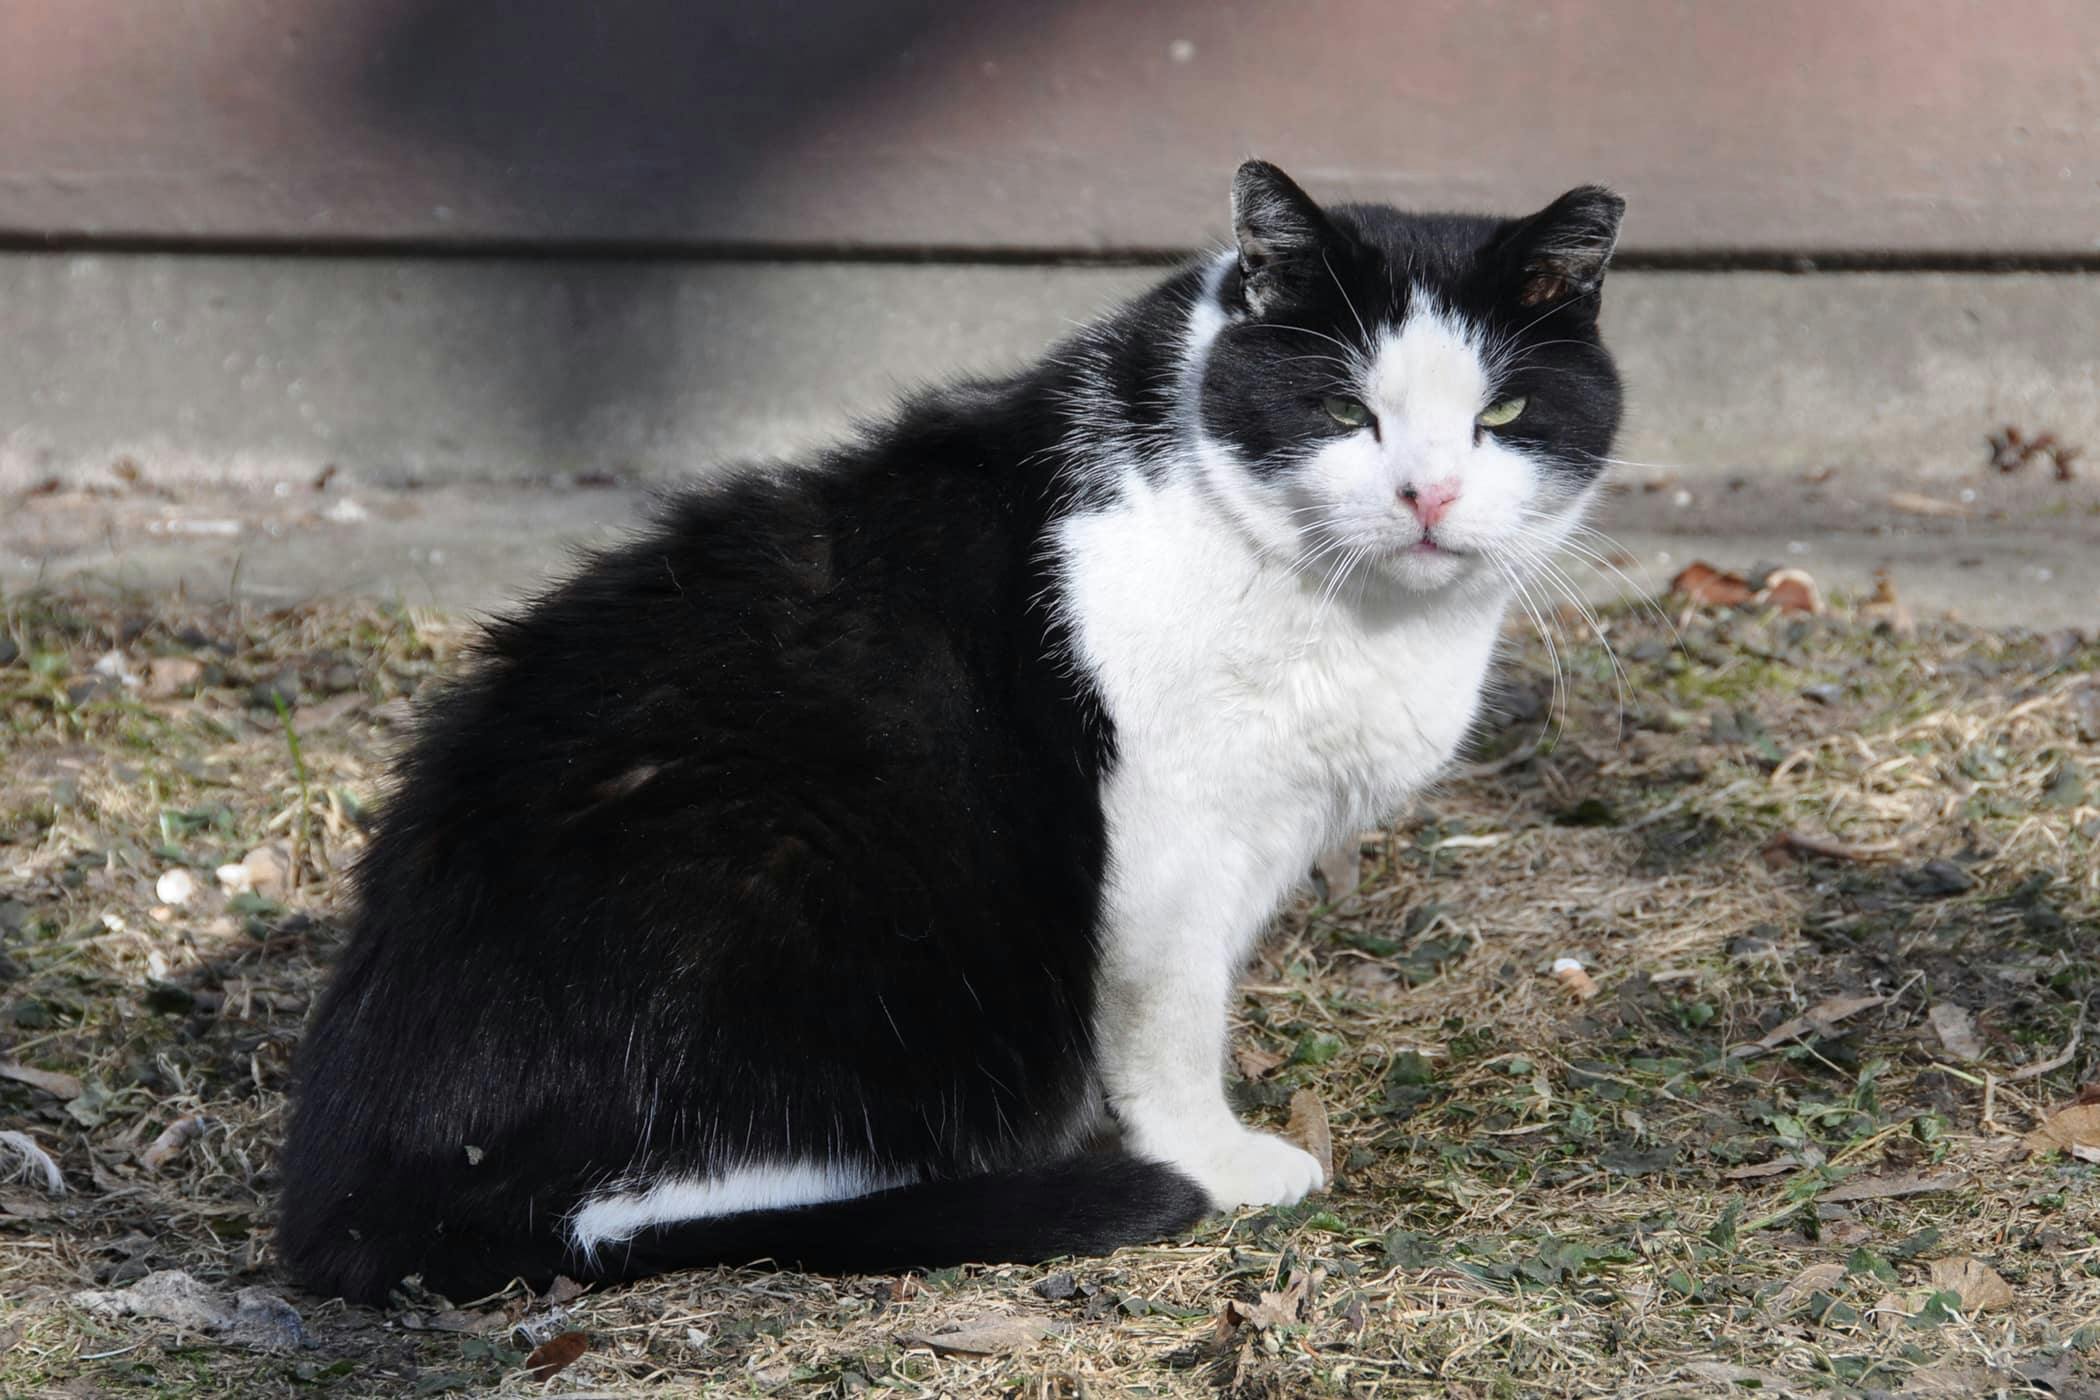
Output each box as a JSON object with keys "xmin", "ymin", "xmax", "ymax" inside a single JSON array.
[{"xmin": 1292, "ymin": 435, "xmax": 1393, "ymax": 535}]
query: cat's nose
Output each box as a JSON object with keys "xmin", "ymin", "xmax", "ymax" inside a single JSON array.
[{"xmin": 1399, "ymin": 479, "xmax": 1461, "ymax": 528}]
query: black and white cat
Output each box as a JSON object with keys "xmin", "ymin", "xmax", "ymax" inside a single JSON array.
[{"xmin": 280, "ymin": 161, "xmax": 1624, "ymax": 1305}]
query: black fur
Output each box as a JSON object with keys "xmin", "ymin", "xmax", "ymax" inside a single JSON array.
[{"xmin": 279, "ymin": 163, "xmax": 1625, "ymax": 1305}]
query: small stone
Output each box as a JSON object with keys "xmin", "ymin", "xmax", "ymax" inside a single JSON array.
[
  {"xmin": 2074, "ymin": 684, "xmax": 2100, "ymax": 744},
  {"xmin": 1902, "ymin": 860, "xmax": 1975, "ymax": 898},
  {"xmin": 0, "ymin": 638, "xmax": 18, "ymax": 666},
  {"xmin": 64, "ymin": 675, "xmax": 121, "ymax": 707},
  {"xmin": 92, "ymin": 650, "xmax": 142, "ymax": 688},
  {"xmin": 154, "ymin": 869, "xmax": 197, "ymax": 907},
  {"xmin": 248, "ymin": 671, "xmax": 300, "ymax": 711},
  {"xmin": 320, "ymin": 663, "xmax": 360, "ymax": 694},
  {"xmin": 1033, "ymin": 1271, "xmax": 1078, "ymax": 1301},
  {"xmin": 1800, "ymin": 683, "xmax": 1843, "ymax": 706}
]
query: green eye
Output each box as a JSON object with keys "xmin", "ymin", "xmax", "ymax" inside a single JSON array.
[
  {"xmin": 1322, "ymin": 396, "xmax": 1372, "ymax": 429},
  {"xmin": 1477, "ymin": 396, "xmax": 1527, "ymax": 429}
]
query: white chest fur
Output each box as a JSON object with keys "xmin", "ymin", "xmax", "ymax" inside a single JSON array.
[{"xmin": 1059, "ymin": 473, "xmax": 1505, "ymax": 924}]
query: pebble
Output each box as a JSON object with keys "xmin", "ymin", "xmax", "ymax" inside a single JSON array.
[{"xmin": 154, "ymin": 869, "xmax": 197, "ymax": 907}]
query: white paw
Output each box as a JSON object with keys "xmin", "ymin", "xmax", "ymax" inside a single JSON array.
[{"xmin": 1176, "ymin": 1126, "xmax": 1326, "ymax": 1210}]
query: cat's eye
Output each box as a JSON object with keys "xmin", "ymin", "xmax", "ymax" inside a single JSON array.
[
  {"xmin": 1477, "ymin": 396, "xmax": 1528, "ymax": 429},
  {"xmin": 1322, "ymin": 396, "xmax": 1373, "ymax": 430}
]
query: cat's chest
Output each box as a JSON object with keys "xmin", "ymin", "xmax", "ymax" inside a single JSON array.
[{"xmin": 1055, "ymin": 483, "xmax": 1501, "ymax": 814}]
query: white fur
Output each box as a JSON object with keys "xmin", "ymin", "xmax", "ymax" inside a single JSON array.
[
  {"xmin": 568, "ymin": 1160, "xmax": 914, "ymax": 1256},
  {"xmin": 1065, "ymin": 284, "xmax": 1585, "ymax": 1209}
]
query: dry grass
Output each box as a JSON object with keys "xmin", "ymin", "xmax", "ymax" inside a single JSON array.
[{"xmin": 1, "ymin": 583, "xmax": 2095, "ymax": 1398}]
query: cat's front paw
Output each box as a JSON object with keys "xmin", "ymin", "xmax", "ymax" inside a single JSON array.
[{"xmin": 1177, "ymin": 1127, "xmax": 1325, "ymax": 1210}]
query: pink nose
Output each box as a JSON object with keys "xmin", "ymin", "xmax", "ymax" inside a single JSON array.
[{"xmin": 1400, "ymin": 479, "xmax": 1461, "ymax": 528}]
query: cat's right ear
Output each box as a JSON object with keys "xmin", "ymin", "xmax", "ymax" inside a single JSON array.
[{"xmin": 1231, "ymin": 160, "xmax": 1338, "ymax": 316}]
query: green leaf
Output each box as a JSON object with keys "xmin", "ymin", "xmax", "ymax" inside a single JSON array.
[{"xmin": 1844, "ymin": 1247, "xmax": 1897, "ymax": 1285}]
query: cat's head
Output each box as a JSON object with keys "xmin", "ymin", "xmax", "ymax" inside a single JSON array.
[{"xmin": 1195, "ymin": 160, "xmax": 1624, "ymax": 598}]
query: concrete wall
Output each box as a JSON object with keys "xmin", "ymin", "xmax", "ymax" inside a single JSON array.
[
  {"xmin": 4, "ymin": 0, "xmax": 2096, "ymax": 255},
  {"xmin": 6, "ymin": 254, "xmax": 2098, "ymax": 493}
]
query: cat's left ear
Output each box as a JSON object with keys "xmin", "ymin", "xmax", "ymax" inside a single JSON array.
[
  {"xmin": 1231, "ymin": 160, "xmax": 1343, "ymax": 316},
  {"xmin": 1494, "ymin": 186, "xmax": 1626, "ymax": 313}
]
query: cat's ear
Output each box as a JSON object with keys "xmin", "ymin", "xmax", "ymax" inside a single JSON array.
[
  {"xmin": 1231, "ymin": 160, "xmax": 1340, "ymax": 315},
  {"xmin": 1495, "ymin": 186, "xmax": 1626, "ymax": 312}
]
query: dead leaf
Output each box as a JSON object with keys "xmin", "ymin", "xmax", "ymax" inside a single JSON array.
[
  {"xmin": 1888, "ymin": 490, "xmax": 1972, "ymax": 519},
  {"xmin": 1552, "ymin": 956, "xmax": 1599, "ymax": 1001},
  {"xmin": 902, "ymin": 1316, "xmax": 1057, "ymax": 1357},
  {"xmin": 1757, "ymin": 567, "xmax": 1823, "ymax": 614},
  {"xmin": 1722, "ymin": 1157, "xmax": 1803, "ymax": 1181},
  {"xmin": 1860, "ymin": 567, "xmax": 1916, "ymax": 636},
  {"xmin": 1773, "ymin": 1261, "xmax": 1846, "ymax": 1310},
  {"xmin": 0, "ymin": 1063, "xmax": 83, "ymax": 1100},
  {"xmin": 1670, "ymin": 561, "xmax": 1755, "ymax": 608},
  {"xmin": 1818, "ymin": 1170, "xmax": 1965, "ymax": 1204},
  {"xmin": 525, "ymin": 1330, "xmax": 589, "ymax": 1382},
  {"xmin": 142, "ymin": 656, "xmax": 204, "ymax": 700},
  {"xmin": 1871, "ymin": 1288, "xmax": 1927, "ymax": 1332},
  {"xmin": 1751, "ymin": 994, "xmax": 1885, "ymax": 1051},
  {"xmin": 1217, "ymin": 1270, "xmax": 1311, "ymax": 1337},
  {"xmin": 1927, "ymin": 1003, "xmax": 1986, "ymax": 1063},
  {"xmin": 1284, "ymin": 1089, "xmax": 1334, "ymax": 1185},
  {"xmin": 0, "ymin": 1190, "xmax": 60, "ymax": 1219},
  {"xmin": 2024, "ymin": 1103, "xmax": 2100, "ymax": 1159},
  {"xmin": 140, "ymin": 1115, "xmax": 204, "ymax": 1172},
  {"xmin": 1926, "ymin": 1256, "xmax": 2013, "ymax": 1314},
  {"xmin": 1233, "ymin": 1044, "xmax": 1284, "ymax": 1081},
  {"xmin": 541, "ymin": 1275, "xmax": 588, "ymax": 1307}
]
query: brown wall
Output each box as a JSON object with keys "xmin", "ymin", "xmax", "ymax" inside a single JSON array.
[{"xmin": 2, "ymin": 0, "xmax": 2095, "ymax": 255}]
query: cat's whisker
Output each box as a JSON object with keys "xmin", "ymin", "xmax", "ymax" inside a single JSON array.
[{"xmin": 1486, "ymin": 550, "xmax": 1573, "ymax": 751}]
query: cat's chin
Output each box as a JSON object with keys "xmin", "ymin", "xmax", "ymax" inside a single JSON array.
[{"xmin": 1373, "ymin": 542, "xmax": 1476, "ymax": 593}]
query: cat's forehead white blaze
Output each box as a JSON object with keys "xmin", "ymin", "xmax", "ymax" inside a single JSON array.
[{"xmin": 1366, "ymin": 296, "xmax": 1490, "ymax": 433}]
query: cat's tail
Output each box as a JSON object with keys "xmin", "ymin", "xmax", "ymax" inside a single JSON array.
[{"xmin": 566, "ymin": 1154, "xmax": 1210, "ymax": 1289}]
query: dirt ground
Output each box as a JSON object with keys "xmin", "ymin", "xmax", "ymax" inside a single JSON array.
[{"xmin": 0, "ymin": 578, "xmax": 2095, "ymax": 1398}]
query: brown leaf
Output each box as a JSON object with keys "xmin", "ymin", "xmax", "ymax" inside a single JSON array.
[
  {"xmin": 2024, "ymin": 1103, "xmax": 2100, "ymax": 1159},
  {"xmin": 525, "ymin": 1330, "xmax": 588, "ymax": 1382},
  {"xmin": 1871, "ymin": 1288, "xmax": 1928, "ymax": 1332},
  {"xmin": 1773, "ymin": 1261, "xmax": 1846, "ymax": 1310},
  {"xmin": 1721, "ymin": 1157, "xmax": 1803, "ymax": 1181},
  {"xmin": 902, "ymin": 1315, "xmax": 1057, "ymax": 1357},
  {"xmin": 1818, "ymin": 1170, "xmax": 1964, "ymax": 1204},
  {"xmin": 1233, "ymin": 1044, "xmax": 1285, "ymax": 1081},
  {"xmin": 0, "ymin": 1063, "xmax": 83, "ymax": 1101},
  {"xmin": 1757, "ymin": 568, "xmax": 1823, "ymax": 615},
  {"xmin": 1219, "ymin": 1270, "xmax": 1311, "ymax": 1335},
  {"xmin": 1860, "ymin": 567, "xmax": 1915, "ymax": 636},
  {"xmin": 1752, "ymin": 995, "xmax": 1885, "ymax": 1051},
  {"xmin": 1926, "ymin": 1256, "xmax": 2014, "ymax": 1314},
  {"xmin": 140, "ymin": 1114, "xmax": 204, "ymax": 1172},
  {"xmin": 142, "ymin": 656, "xmax": 205, "ymax": 700},
  {"xmin": 1283, "ymin": 1089, "xmax": 1334, "ymax": 1186},
  {"xmin": 1670, "ymin": 561, "xmax": 1755, "ymax": 608},
  {"xmin": 541, "ymin": 1274, "xmax": 587, "ymax": 1307},
  {"xmin": 1927, "ymin": 1003, "xmax": 1986, "ymax": 1063}
]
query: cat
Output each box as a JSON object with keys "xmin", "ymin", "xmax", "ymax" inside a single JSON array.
[{"xmin": 279, "ymin": 160, "xmax": 1624, "ymax": 1305}]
